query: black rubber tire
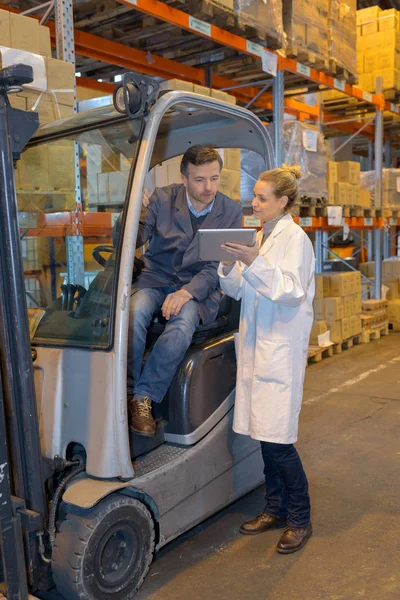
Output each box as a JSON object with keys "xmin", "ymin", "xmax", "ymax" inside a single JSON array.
[{"xmin": 52, "ymin": 494, "xmax": 155, "ymax": 600}]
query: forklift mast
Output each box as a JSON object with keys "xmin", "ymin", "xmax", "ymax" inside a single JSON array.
[{"xmin": 0, "ymin": 65, "xmax": 48, "ymax": 596}]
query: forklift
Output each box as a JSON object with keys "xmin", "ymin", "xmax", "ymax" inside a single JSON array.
[{"xmin": 0, "ymin": 67, "xmax": 274, "ymax": 598}]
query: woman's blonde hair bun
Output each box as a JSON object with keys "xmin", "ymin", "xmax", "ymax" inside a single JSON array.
[{"xmin": 281, "ymin": 164, "xmax": 302, "ymax": 180}]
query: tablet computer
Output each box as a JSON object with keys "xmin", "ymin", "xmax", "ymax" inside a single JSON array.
[{"xmin": 198, "ymin": 229, "xmax": 257, "ymax": 262}]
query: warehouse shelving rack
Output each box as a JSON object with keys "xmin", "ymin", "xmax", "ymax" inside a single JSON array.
[{"xmin": 8, "ymin": 0, "xmax": 400, "ymax": 299}]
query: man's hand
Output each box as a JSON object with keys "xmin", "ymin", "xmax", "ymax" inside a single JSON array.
[
  {"xmin": 220, "ymin": 243, "xmax": 259, "ymax": 267},
  {"xmin": 162, "ymin": 289, "xmax": 193, "ymax": 320},
  {"xmin": 142, "ymin": 188, "xmax": 150, "ymax": 208}
]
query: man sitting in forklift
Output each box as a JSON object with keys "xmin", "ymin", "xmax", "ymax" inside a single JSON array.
[{"xmin": 128, "ymin": 145, "xmax": 242, "ymax": 436}]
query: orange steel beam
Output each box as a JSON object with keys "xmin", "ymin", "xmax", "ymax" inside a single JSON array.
[
  {"xmin": 0, "ymin": 3, "xmax": 318, "ymax": 119},
  {"xmin": 323, "ymin": 113, "xmax": 375, "ymax": 139},
  {"xmin": 117, "ymin": 0, "xmax": 399, "ymax": 117}
]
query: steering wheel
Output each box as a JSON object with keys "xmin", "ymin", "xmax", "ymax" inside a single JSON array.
[{"xmin": 92, "ymin": 245, "xmax": 114, "ymax": 268}]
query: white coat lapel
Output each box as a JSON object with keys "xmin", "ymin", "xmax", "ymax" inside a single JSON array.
[{"xmin": 259, "ymin": 214, "xmax": 294, "ymax": 256}]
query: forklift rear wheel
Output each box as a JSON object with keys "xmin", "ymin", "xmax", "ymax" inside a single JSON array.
[{"xmin": 52, "ymin": 494, "xmax": 155, "ymax": 599}]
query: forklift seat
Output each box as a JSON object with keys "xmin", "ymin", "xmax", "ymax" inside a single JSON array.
[{"xmin": 147, "ymin": 293, "xmax": 232, "ymax": 346}]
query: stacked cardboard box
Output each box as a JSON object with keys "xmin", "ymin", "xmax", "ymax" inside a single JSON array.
[
  {"xmin": 360, "ymin": 169, "xmax": 400, "ymax": 209},
  {"xmin": 361, "ymin": 299, "xmax": 389, "ymax": 332},
  {"xmin": 387, "ymin": 299, "xmax": 400, "ymax": 329},
  {"xmin": 313, "ymin": 271, "xmax": 362, "ymax": 343},
  {"xmin": 86, "ymin": 146, "xmax": 131, "ymax": 208},
  {"xmin": 357, "ymin": 6, "xmax": 400, "ymax": 93},
  {"xmin": 283, "ymin": 0, "xmax": 329, "ymax": 63},
  {"xmin": 328, "ymin": 0, "xmax": 357, "ymax": 79},
  {"xmin": 234, "ymin": 0, "xmax": 284, "ymax": 49},
  {"xmin": 160, "ymin": 79, "xmax": 236, "ymax": 105},
  {"xmin": 360, "ymin": 259, "xmax": 400, "ymax": 300},
  {"xmin": 0, "ymin": 10, "xmax": 74, "ymax": 123},
  {"xmin": 326, "ymin": 161, "xmax": 363, "ymax": 206}
]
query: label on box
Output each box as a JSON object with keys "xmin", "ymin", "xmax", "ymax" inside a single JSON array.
[
  {"xmin": 318, "ymin": 331, "xmax": 332, "ymax": 347},
  {"xmin": 297, "ymin": 63, "xmax": 310, "ymax": 77},
  {"xmin": 328, "ymin": 206, "xmax": 343, "ymax": 226},
  {"xmin": 363, "ymin": 91, "xmax": 373, "ymax": 103},
  {"xmin": 261, "ymin": 51, "xmax": 277, "ymax": 76},
  {"xmin": 343, "ymin": 222, "xmax": 350, "ymax": 241},
  {"xmin": 396, "ymin": 177, "xmax": 400, "ymax": 192},
  {"xmin": 390, "ymin": 218, "xmax": 397, "ymax": 226},
  {"xmin": 189, "ymin": 16, "xmax": 211, "ymax": 37},
  {"xmin": 243, "ymin": 216, "xmax": 261, "ymax": 227},
  {"xmin": 300, "ymin": 217, "xmax": 313, "ymax": 227},
  {"xmin": 302, "ymin": 130, "xmax": 318, "ymax": 152},
  {"xmin": 334, "ymin": 79, "xmax": 345, "ymax": 91},
  {"xmin": 246, "ymin": 41, "xmax": 264, "ymax": 57},
  {"xmin": 364, "ymin": 217, "xmax": 373, "ymax": 226},
  {"xmin": 391, "ymin": 103, "xmax": 398, "ymax": 113}
]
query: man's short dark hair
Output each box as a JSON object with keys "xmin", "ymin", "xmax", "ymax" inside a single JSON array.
[{"xmin": 180, "ymin": 145, "xmax": 223, "ymax": 176}]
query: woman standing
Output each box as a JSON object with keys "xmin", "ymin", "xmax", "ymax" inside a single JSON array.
[{"xmin": 219, "ymin": 165, "xmax": 315, "ymax": 554}]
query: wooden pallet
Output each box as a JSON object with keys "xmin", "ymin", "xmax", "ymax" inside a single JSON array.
[
  {"xmin": 328, "ymin": 59, "xmax": 358, "ymax": 85},
  {"xmin": 383, "ymin": 89, "xmax": 400, "ymax": 102},
  {"xmin": 286, "ymin": 46, "xmax": 330, "ymax": 73},
  {"xmin": 307, "ymin": 344, "xmax": 334, "ymax": 365},
  {"xmin": 308, "ymin": 324, "xmax": 390, "ymax": 365},
  {"xmin": 360, "ymin": 323, "xmax": 389, "ymax": 343}
]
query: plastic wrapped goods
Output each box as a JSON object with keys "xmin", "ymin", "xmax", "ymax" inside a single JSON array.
[
  {"xmin": 282, "ymin": 122, "xmax": 328, "ymax": 199},
  {"xmin": 235, "ymin": 0, "xmax": 285, "ymax": 49},
  {"xmin": 328, "ymin": 0, "xmax": 357, "ymax": 79},
  {"xmin": 283, "ymin": 0, "xmax": 329, "ymax": 63},
  {"xmin": 360, "ymin": 169, "xmax": 400, "ymax": 208}
]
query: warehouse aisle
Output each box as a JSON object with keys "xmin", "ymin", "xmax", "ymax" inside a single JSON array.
[{"xmin": 135, "ymin": 333, "xmax": 400, "ymax": 600}]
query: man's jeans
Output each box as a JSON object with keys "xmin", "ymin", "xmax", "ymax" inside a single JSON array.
[
  {"xmin": 127, "ymin": 286, "xmax": 200, "ymax": 403},
  {"xmin": 261, "ymin": 441, "xmax": 311, "ymax": 528}
]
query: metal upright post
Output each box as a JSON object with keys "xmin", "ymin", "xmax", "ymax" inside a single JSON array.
[
  {"xmin": 383, "ymin": 131, "xmax": 392, "ymax": 259},
  {"xmin": 273, "ymin": 69, "xmax": 285, "ymax": 168},
  {"xmin": 374, "ymin": 77, "xmax": 384, "ymax": 299},
  {"xmin": 368, "ymin": 139, "xmax": 374, "ymax": 170},
  {"xmin": 55, "ymin": 0, "xmax": 85, "ymax": 285},
  {"xmin": 314, "ymin": 230, "xmax": 323, "ymax": 273},
  {"xmin": 367, "ymin": 230, "xmax": 373, "ymax": 261}
]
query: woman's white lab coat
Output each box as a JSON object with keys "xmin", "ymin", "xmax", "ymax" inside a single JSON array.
[{"xmin": 218, "ymin": 214, "xmax": 315, "ymax": 444}]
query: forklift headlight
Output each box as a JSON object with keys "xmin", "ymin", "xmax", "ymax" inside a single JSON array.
[{"xmin": 113, "ymin": 73, "xmax": 159, "ymax": 118}]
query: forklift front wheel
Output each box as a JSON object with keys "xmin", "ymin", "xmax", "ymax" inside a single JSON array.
[{"xmin": 52, "ymin": 494, "xmax": 155, "ymax": 599}]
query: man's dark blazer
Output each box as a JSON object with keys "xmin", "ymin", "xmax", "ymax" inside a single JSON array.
[{"xmin": 134, "ymin": 183, "xmax": 242, "ymax": 325}]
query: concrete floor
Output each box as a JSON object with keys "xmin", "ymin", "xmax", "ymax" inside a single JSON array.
[{"xmin": 134, "ymin": 332, "xmax": 400, "ymax": 600}]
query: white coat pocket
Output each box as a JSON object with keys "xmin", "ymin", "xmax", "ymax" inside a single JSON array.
[{"xmin": 253, "ymin": 339, "xmax": 293, "ymax": 386}]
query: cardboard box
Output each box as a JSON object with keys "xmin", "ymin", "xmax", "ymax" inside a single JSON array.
[
  {"xmin": 315, "ymin": 275, "xmax": 324, "ymax": 299},
  {"xmin": 349, "ymin": 315, "xmax": 362, "ymax": 336},
  {"xmin": 310, "ymin": 320, "xmax": 328, "ymax": 345},
  {"xmin": 328, "ymin": 181, "xmax": 336, "ymax": 203},
  {"xmin": 39, "ymin": 25, "xmax": 52, "ymax": 57},
  {"xmin": 167, "ymin": 163, "xmax": 181, "ymax": 185},
  {"xmin": 362, "ymin": 21, "xmax": 379, "ymax": 36},
  {"xmin": 364, "ymin": 53, "xmax": 379, "ymax": 73},
  {"xmin": 347, "ymin": 184, "xmax": 355, "ymax": 206},
  {"xmin": 392, "ymin": 260, "xmax": 400, "ymax": 277},
  {"xmin": 378, "ymin": 49, "xmax": 399, "ymax": 71},
  {"xmin": 193, "ymin": 84, "xmax": 210, "ymax": 96},
  {"xmin": 388, "ymin": 299, "xmax": 400, "ymax": 323},
  {"xmin": 383, "ymin": 68, "xmax": 400, "ymax": 90},
  {"xmin": 97, "ymin": 173, "xmax": 109, "ymax": 204},
  {"xmin": 342, "ymin": 317, "xmax": 350, "ymax": 340},
  {"xmin": 359, "ymin": 189, "xmax": 370, "ymax": 207},
  {"xmin": 221, "ymin": 148, "xmax": 241, "ymax": 171},
  {"xmin": 27, "ymin": 98, "xmax": 72, "ymax": 123},
  {"xmin": 379, "ymin": 10, "xmax": 398, "ymax": 32},
  {"xmin": 357, "ymin": 6, "xmax": 381, "ymax": 24},
  {"xmin": 334, "ymin": 182, "xmax": 348, "ymax": 205},
  {"xmin": 327, "ymin": 161, "xmax": 338, "ymax": 183},
  {"xmin": 0, "ymin": 9, "xmax": 10, "ymax": 48},
  {"xmin": 48, "ymin": 142, "xmax": 76, "ymax": 190},
  {"xmin": 9, "ymin": 96, "xmax": 27, "ymax": 111},
  {"xmin": 161, "ymin": 79, "xmax": 194, "ymax": 93},
  {"xmin": 45, "ymin": 58, "xmax": 75, "ymax": 106},
  {"xmin": 384, "ymin": 279, "xmax": 399, "ymax": 300},
  {"xmin": 329, "ymin": 273, "xmax": 350, "ymax": 297},
  {"xmin": 356, "ymin": 53, "xmax": 364, "ymax": 75},
  {"xmin": 337, "ymin": 161, "xmax": 360, "ymax": 185},
  {"xmin": 324, "ymin": 297, "xmax": 344, "ymax": 323},
  {"xmin": 322, "ymin": 275, "xmax": 331, "ymax": 297},
  {"xmin": 219, "ymin": 168, "xmax": 240, "ymax": 201},
  {"xmin": 10, "ymin": 13, "xmax": 40, "ymax": 54},
  {"xmin": 18, "ymin": 145, "xmax": 49, "ymax": 189},
  {"xmin": 329, "ymin": 320, "xmax": 343, "ymax": 344},
  {"xmin": 343, "ymin": 295, "xmax": 353, "ymax": 317},
  {"xmin": 211, "ymin": 89, "xmax": 231, "ymax": 102},
  {"xmin": 108, "ymin": 171, "xmax": 129, "ymax": 204},
  {"xmin": 383, "ymin": 260, "xmax": 393, "ymax": 278},
  {"xmin": 313, "ymin": 298, "xmax": 325, "ymax": 320}
]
